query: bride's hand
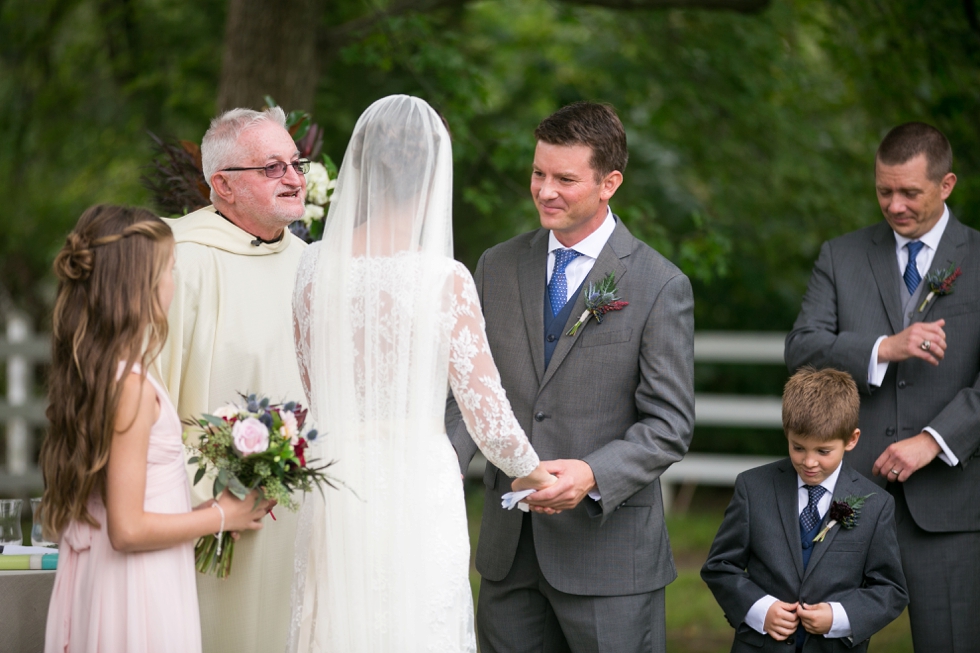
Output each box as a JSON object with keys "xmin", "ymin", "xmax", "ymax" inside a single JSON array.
[{"xmin": 511, "ymin": 464, "xmax": 557, "ymax": 492}]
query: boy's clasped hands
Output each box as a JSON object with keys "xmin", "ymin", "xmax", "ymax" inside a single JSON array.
[{"xmin": 764, "ymin": 600, "xmax": 834, "ymax": 641}]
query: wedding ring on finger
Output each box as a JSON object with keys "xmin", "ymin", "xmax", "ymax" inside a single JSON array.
[
  {"xmin": 890, "ymin": 469, "xmax": 900, "ymax": 476},
  {"xmin": 921, "ymin": 340, "xmax": 932, "ymax": 351}
]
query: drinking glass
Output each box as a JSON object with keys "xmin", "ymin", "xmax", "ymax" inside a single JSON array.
[
  {"xmin": 30, "ymin": 498, "xmax": 56, "ymax": 547},
  {"xmin": 0, "ymin": 499, "xmax": 23, "ymax": 545}
]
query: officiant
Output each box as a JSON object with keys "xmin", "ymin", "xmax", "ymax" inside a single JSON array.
[
  {"xmin": 158, "ymin": 106, "xmax": 308, "ymax": 653},
  {"xmin": 785, "ymin": 122, "xmax": 980, "ymax": 651}
]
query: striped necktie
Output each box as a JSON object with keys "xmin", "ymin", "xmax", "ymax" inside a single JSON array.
[{"xmin": 904, "ymin": 241, "xmax": 925, "ymax": 295}]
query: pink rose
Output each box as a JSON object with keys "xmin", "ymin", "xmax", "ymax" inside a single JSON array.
[{"xmin": 232, "ymin": 417, "xmax": 269, "ymax": 455}]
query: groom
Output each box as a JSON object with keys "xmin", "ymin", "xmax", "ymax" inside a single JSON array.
[{"xmin": 447, "ymin": 102, "xmax": 694, "ymax": 652}]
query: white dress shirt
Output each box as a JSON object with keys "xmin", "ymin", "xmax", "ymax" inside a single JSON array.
[
  {"xmin": 744, "ymin": 462, "xmax": 852, "ymax": 640},
  {"xmin": 867, "ymin": 205, "xmax": 958, "ymax": 466},
  {"xmin": 547, "ymin": 207, "xmax": 616, "ymax": 503}
]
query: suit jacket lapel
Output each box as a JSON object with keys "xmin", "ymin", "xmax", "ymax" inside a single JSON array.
[
  {"xmin": 915, "ymin": 213, "xmax": 968, "ymax": 323},
  {"xmin": 775, "ymin": 462, "xmax": 805, "ymax": 581},
  {"xmin": 538, "ymin": 218, "xmax": 631, "ymax": 392},
  {"xmin": 518, "ymin": 231, "xmax": 549, "ymax": 384},
  {"xmin": 868, "ymin": 222, "xmax": 904, "ymax": 335},
  {"xmin": 803, "ymin": 464, "xmax": 857, "ymax": 582}
]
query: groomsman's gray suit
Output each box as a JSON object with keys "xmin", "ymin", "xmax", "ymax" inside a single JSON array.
[
  {"xmin": 701, "ymin": 460, "xmax": 908, "ymax": 653},
  {"xmin": 447, "ymin": 217, "xmax": 694, "ymax": 652},
  {"xmin": 785, "ymin": 214, "xmax": 980, "ymax": 650}
]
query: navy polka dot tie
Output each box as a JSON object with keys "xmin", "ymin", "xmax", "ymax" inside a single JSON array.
[
  {"xmin": 904, "ymin": 241, "xmax": 925, "ymax": 295},
  {"xmin": 800, "ymin": 484, "xmax": 827, "ymax": 533},
  {"xmin": 548, "ymin": 249, "xmax": 581, "ymax": 317}
]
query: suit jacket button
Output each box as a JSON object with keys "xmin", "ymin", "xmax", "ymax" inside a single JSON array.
[
  {"xmin": 547, "ymin": 334, "xmax": 557, "ymax": 343},
  {"xmin": 898, "ymin": 380, "xmax": 907, "ymax": 389},
  {"xmin": 886, "ymin": 427, "xmax": 896, "ymax": 437},
  {"xmin": 534, "ymin": 412, "xmax": 546, "ymax": 422}
]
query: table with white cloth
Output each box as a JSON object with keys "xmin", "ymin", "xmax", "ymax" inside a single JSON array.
[{"xmin": 0, "ymin": 570, "xmax": 54, "ymax": 653}]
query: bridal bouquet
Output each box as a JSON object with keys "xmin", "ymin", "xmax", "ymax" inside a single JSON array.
[{"xmin": 185, "ymin": 394, "xmax": 337, "ymax": 578}]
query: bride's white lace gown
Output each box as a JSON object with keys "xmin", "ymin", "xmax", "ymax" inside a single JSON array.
[{"xmin": 288, "ymin": 95, "xmax": 539, "ymax": 653}]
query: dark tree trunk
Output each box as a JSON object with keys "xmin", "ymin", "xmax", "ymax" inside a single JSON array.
[{"xmin": 217, "ymin": 0, "xmax": 320, "ymax": 113}]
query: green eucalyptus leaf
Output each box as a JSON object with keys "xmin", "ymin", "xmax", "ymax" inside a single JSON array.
[
  {"xmin": 203, "ymin": 414, "xmax": 225, "ymax": 427},
  {"xmin": 227, "ymin": 475, "xmax": 249, "ymax": 501}
]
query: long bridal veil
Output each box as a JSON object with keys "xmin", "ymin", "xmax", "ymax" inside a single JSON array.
[
  {"xmin": 290, "ymin": 94, "xmax": 541, "ymax": 652},
  {"xmin": 289, "ymin": 96, "xmax": 473, "ymax": 652}
]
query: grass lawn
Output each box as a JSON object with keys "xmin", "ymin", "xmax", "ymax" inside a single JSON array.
[{"xmin": 464, "ymin": 482, "xmax": 913, "ymax": 652}]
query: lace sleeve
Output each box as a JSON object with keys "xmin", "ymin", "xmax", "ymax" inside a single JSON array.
[
  {"xmin": 447, "ymin": 261, "xmax": 539, "ymax": 479},
  {"xmin": 292, "ymin": 243, "xmax": 320, "ymax": 408}
]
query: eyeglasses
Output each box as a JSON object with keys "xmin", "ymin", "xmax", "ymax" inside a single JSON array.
[{"xmin": 220, "ymin": 158, "xmax": 311, "ymax": 179}]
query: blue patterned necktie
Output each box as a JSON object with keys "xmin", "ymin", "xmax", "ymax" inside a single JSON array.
[
  {"xmin": 800, "ymin": 484, "xmax": 827, "ymax": 533},
  {"xmin": 548, "ymin": 249, "xmax": 581, "ymax": 317},
  {"xmin": 904, "ymin": 241, "xmax": 925, "ymax": 295}
]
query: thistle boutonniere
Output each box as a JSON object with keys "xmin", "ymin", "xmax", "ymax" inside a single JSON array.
[
  {"xmin": 918, "ymin": 261, "xmax": 962, "ymax": 312},
  {"xmin": 566, "ymin": 272, "xmax": 629, "ymax": 336},
  {"xmin": 813, "ymin": 493, "xmax": 873, "ymax": 543}
]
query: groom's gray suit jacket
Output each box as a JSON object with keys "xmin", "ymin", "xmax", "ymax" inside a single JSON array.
[
  {"xmin": 447, "ymin": 217, "xmax": 695, "ymax": 596},
  {"xmin": 785, "ymin": 215, "xmax": 980, "ymax": 533}
]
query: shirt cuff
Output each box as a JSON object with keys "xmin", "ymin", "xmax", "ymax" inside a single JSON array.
[
  {"xmin": 826, "ymin": 602, "xmax": 852, "ymax": 638},
  {"xmin": 868, "ymin": 336, "xmax": 889, "ymax": 387},
  {"xmin": 587, "ymin": 489, "xmax": 601, "ymax": 502},
  {"xmin": 924, "ymin": 427, "xmax": 959, "ymax": 466},
  {"xmin": 745, "ymin": 595, "xmax": 778, "ymax": 635}
]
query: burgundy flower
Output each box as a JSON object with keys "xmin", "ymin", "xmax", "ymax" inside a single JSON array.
[{"xmin": 294, "ymin": 439, "xmax": 308, "ymax": 467}]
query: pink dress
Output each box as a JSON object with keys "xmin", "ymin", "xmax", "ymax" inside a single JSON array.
[{"xmin": 45, "ymin": 367, "xmax": 201, "ymax": 653}]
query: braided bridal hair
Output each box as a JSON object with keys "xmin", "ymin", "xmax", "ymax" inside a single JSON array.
[{"xmin": 39, "ymin": 205, "xmax": 174, "ymax": 538}]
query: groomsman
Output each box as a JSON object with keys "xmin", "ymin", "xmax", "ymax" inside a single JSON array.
[
  {"xmin": 447, "ymin": 102, "xmax": 694, "ymax": 653},
  {"xmin": 785, "ymin": 122, "xmax": 980, "ymax": 651},
  {"xmin": 158, "ymin": 107, "xmax": 308, "ymax": 653}
]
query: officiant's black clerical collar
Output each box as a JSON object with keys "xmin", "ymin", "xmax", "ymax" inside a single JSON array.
[{"xmin": 214, "ymin": 209, "xmax": 284, "ymax": 247}]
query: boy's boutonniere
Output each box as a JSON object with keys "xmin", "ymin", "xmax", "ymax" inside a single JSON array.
[
  {"xmin": 813, "ymin": 493, "xmax": 873, "ymax": 543},
  {"xmin": 918, "ymin": 261, "xmax": 962, "ymax": 312},
  {"xmin": 566, "ymin": 272, "xmax": 629, "ymax": 336}
]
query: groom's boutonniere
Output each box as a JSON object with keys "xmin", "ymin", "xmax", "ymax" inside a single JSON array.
[
  {"xmin": 566, "ymin": 272, "xmax": 629, "ymax": 336},
  {"xmin": 918, "ymin": 261, "xmax": 962, "ymax": 312},
  {"xmin": 813, "ymin": 493, "xmax": 873, "ymax": 543}
]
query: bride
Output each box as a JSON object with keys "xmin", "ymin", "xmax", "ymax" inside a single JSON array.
[{"xmin": 288, "ymin": 95, "xmax": 555, "ymax": 652}]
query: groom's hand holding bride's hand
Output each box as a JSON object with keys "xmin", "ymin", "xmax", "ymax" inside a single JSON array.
[{"xmin": 514, "ymin": 460, "xmax": 595, "ymax": 514}]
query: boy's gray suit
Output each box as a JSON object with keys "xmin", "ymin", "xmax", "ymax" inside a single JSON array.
[
  {"xmin": 446, "ymin": 217, "xmax": 694, "ymax": 649},
  {"xmin": 784, "ymin": 214, "xmax": 980, "ymax": 648},
  {"xmin": 701, "ymin": 459, "xmax": 908, "ymax": 652}
]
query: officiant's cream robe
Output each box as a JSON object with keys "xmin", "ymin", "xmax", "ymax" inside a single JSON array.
[{"xmin": 158, "ymin": 206, "xmax": 306, "ymax": 653}]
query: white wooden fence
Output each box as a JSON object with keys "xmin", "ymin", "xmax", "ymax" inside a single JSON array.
[
  {"xmin": 1, "ymin": 319, "xmax": 788, "ymax": 508},
  {"xmin": 0, "ymin": 314, "xmax": 47, "ymax": 496}
]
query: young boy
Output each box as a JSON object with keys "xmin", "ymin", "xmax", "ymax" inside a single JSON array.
[{"xmin": 701, "ymin": 367, "xmax": 908, "ymax": 652}]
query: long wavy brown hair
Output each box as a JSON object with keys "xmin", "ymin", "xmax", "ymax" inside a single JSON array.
[{"xmin": 38, "ymin": 205, "xmax": 174, "ymax": 538}]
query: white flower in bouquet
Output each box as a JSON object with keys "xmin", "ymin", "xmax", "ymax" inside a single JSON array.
[
  {"xmin": 305, "ymin": 161, "xmax": 333, "ymax": 206},
  {"xmin": 280, "ymin": 410, "xmax": 299, "ymax": 445},
  {"xmin": 212, "ymin": 404, "xmax": 242, "ymax": 420}
]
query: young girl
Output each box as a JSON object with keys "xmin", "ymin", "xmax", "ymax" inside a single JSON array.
[{"xmin": 40, "ymin": 205, "xmax": 272, "ymax": 653}]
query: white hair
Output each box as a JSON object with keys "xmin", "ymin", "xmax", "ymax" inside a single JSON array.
[{"xmin": 201, "ymin": 106, "xmax": 288, "ymax": 201}]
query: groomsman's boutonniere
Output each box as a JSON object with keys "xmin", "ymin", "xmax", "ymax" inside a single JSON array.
[
  {"xmin": 918, "ymin": 262, "xmax": 962, "ymax": 312},
  {"xmin": 566, "ymin": 272, "xmax": 629, "ymax": 336},
  {"xmin": 813, "ymin": 493, "xmax": 874, "ymax": 543}
]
